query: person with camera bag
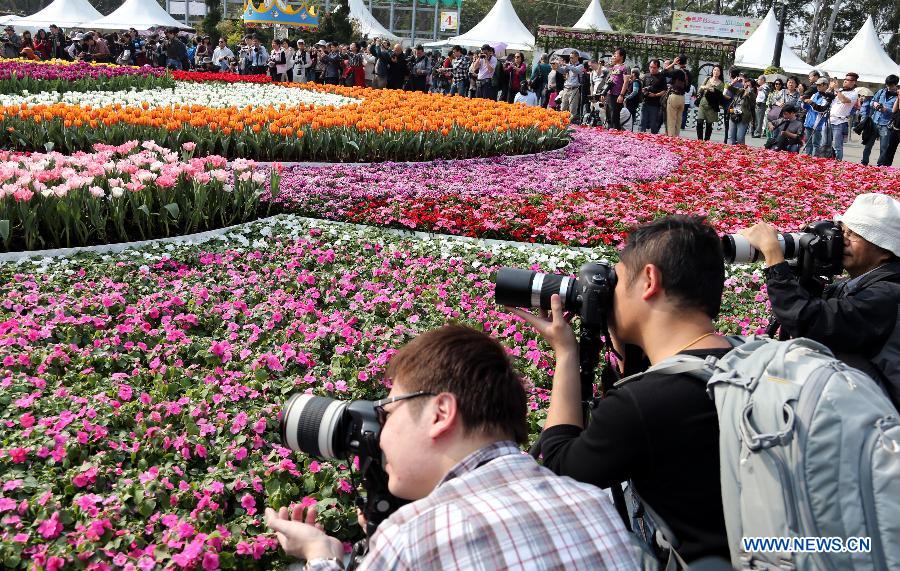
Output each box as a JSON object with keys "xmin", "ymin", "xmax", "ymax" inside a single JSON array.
[
  {"xmin": 740, "ymin": 193, "xmax": 900, "ymax": 407},
  {"xmin": 639, "ymin": 60, "xmax": 667, "ymax": 134},
  {"xmin": 764, "ymin": 104, "xmax": 803, "ymax": 152},
  {"xmin": 511, "ymin": 216, "xmax": 733, "ymax": 565},
  {"xmin": 724, "ymin": 72, "xmax": 755, "ymax": 145},
  {"xmin": 266, "ymin": 325, "xmax": 638, "ymax": 570},
  {"xmin": 862, "ymin": 74, "xmax": 899, "ymax": 167},
  {"xmin": 695, "ymin": 65, "xmax": 724, "ymax": 141}
]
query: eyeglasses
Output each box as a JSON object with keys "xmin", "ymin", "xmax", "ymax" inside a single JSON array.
[
  {"xmin": 373, "ymin": 391, "xmax": 436, "ymax": 426},
  {"xmin": 839, "ymin": 224, "xmax": 861, "ymax": 242}
]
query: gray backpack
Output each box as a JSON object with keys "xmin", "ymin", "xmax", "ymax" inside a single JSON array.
[{"xmin": 628, "ymin": 337, "xmax": 900, "ymax": 570}]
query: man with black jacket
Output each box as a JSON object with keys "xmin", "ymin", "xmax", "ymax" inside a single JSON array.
[
  {"xmin": 511, "ymin": 215, "xmax": 732, "ymax": 565},
  {"xmin": 741, "ymin": 193, "xmax": 900, "ymax": 408}
]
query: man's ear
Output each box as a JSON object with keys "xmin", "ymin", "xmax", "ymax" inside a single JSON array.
[
  {"xmin": 640, "ymin": 263, "xmax": 664, "ymax": 302},
  {"xmin": 426, "ymin": 393, "xmax": 458, "ymax": 440}
]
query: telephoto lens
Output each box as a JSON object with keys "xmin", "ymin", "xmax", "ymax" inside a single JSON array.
[
  {"xmin": 279, "ymin": 394, "xmax": 380, "ymax": 459},
  {"xmin": 721, "ymin": 233, "xmax": 803, "ymax": 264},
  {"xmin": 494, "ymin": 267, "xmax": 580, "ymax": 311}
]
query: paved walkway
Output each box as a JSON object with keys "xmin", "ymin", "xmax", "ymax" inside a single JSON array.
[{"xmin": 675, "ymin": 126, "xmax": 899, "ymax": 168}]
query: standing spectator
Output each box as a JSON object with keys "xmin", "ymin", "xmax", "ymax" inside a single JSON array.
[
  {"xmin": 195, "ymin": 36, "xmax": 212, "ymax": 69},
  {"xmin": 766, "ymin": 78, "xmax": 785, "ymax": 113},
  {"xmin": 371, "ymin": 39, "xmax": 392, "ymax": 89},
  {"xmin": 752, "ymin": 75, "xmax": 769, "ymax": 137},
  {"xmin": 886, "ymin": 91, "xmax": 900, "ymax": 164},
  {"xmin": 406, "ymin": 45, "xmax": 431, "ymax": 93},
  {"xmin": 545, "ymin": 58, "xmax": 564, "ymax": 109},
  {"xmin": 804, "ymin": 69, "xmax": 822, "ymax": 98},
  {"xmin": 622, "ymin": 67, "xmax": 642, "ymax": 130},
  {"xmin": 186, "ymin": 38, "xmax": 197, "ymax": 68},
  {"xmin": 163, "ymin": 29, "xmax": 187, "ymax": 70},
  {"xmin": 212, "ymin": 38, "xmax": 234, "ymax": 73},
  {"xmin": 726, "ymin": 72, "xmax": 755, "ymax": 145},
  {"xmin": 361, "ymin": 44, "xmax": 376, "ymax": 87},
  {"xmin": 858, "ymin": 90, "xmax": 878, "ymax": 164},
  {"xmin": 863, "ymin": 75, "xmax": 899, "ymax": 167},
  {"xmin": 291, "ymin": 40, "xmax": 312, "ymax": 82},
  {"xmin": 47, "ymin": 25, "xmax": 67, "ymax": 59},
  {"xmin": 126, "ymin": 28, "xmax": 145, "ymax": 65},
  {"xmin": 322, "ymin": 42, "xmax": 342, "ymax": 85},
  {"xmin": 640, "ymin": 59, "xmax": 666, "ymax": 134},
  {"xmin": 32, "ymin": 29, "xmax": 52, "ymax": 60},
  {"xmin": 471, "ymin": 44, "xmax": 497, "ymax": 100},
  {"xmin": 2, "ymin": 26, "xmax": 21, "ymax": 59},
  {"xmin": 386, "ymin": 43, "xmax": 408, "ymax": 90},
  {"xmin": 663, "ymin": 55, "xmax": 690, "ymax": 137},
  {"xmin": 802, "ymin": 77, "xmax": 831, "ymax": 155},
  {"xmin": 343, "ymin": 41, "xmax": 365, "ymax": 87},
  {"xmin": 558, "ymin": 51, "xmax": 584, "ymax": 122},
  {"xmin": 504, "ymin": 52, "xmax": 527, "ymax": 104},
  {"xmin": 267, "ymin": 39, "xmax": 287, "ymax": 81},
  {"xmin": 449, "ymin": 45, "xmax": 470, "ymax": 97},
  {"xmin": 604, "ymin": 47, "xmax": 628, "ymax": 130},
  {"xmin": 531, "ymin": 54, "xmax": 551, "ymax": 105},
  {"xmin": 783, "ymin": 76, "xmax": 802, "ymax": 109},
  {"xmin": 828, "ymin": 72, "xmax": 859, "ymax": 161},
  {"xmin": 696, "ymin": 64, "xmax": 724, "ymax": 141}
]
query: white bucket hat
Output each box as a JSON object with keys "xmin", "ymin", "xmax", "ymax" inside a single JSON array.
[{"xmin": 835, "ymin": 193, "xmax": 900, "ymax": 256}]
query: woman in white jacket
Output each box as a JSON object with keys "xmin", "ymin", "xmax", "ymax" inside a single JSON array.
[{"xmin": 292, "ymin": 40, "xmax": 313, "ymax": 83}]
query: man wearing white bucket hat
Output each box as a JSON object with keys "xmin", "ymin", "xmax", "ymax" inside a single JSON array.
[{"xmin": 741, "ymin": 193, "xmax": 900, "ymax": 407}]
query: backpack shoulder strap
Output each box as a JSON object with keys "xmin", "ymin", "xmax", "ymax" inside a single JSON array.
[{"xmin": 613, "ymin": 336, "xmax": 748, "ymax": 389}]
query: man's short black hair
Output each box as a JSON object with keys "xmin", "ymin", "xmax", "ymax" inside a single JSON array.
[
  {"xmin": 620, "ymin": 215, "xmax": 725, "ymax": 319},
  {"xmin": 677, "ymin": 54, "xmax": 687, "ymax": 65},
  {"xmin": 649, "ymin": 59, "xmax": 661, "ymax": 67},
  {"xmin": 452, "ymin": 44, "xmax": 463, "ymax": 53},
  {"xmin": 886, "ymin": 74, "xmax": 899, "ymax": 87},
  {"xmin": 614, "ymin": 47, "xmax": 626, "ymax": 60}
]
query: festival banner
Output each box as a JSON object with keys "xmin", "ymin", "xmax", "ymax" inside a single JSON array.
[{"xmin": 671, "ymin": 11, "xmax": 761, "ymax": 39}]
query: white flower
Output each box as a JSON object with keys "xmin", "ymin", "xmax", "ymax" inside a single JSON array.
[{"xmin": 111, "ymin": 187, "xmax": 125, "ymax": 198}]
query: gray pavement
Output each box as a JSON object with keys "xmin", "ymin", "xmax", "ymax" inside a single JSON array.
[{"xmin": 676, "ymin": 126, "xmax": 899, "ymax": 168}]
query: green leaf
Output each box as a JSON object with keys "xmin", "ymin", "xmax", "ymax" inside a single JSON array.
[
  {"xmin": 137, "ymin": 205, "xmax": 151, "ymax": 217},
  {"xmin": 0, "ymin": 219, "xmax": 9, "ymax": 241},
  {"xmin": 162, "ymin": 203, "xmax": 180, "ymax": 220}
]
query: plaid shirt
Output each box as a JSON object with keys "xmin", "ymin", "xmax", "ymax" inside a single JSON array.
[
  {"xmin": 451, "ymin": 55, "xmax": 471, "ymax": 85},
  {"xmin": 309, "ymin": 441, "xmax": 638, "ymax": 570}
]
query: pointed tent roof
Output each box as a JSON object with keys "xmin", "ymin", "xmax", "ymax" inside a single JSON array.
[
  {"xmin": 348, "ymin": 0, "xmax": 399, "ymax": 41},
  {"xmin": 441, "ymin": 0, "xmax": 534, "ymax": 51},
  {"xmin": 86, "ymin": 0, "xmax": 191, "ymax": 31},
  {"xmin": 7, "ymin": 0, "xmax": 102, "ymax": 29},
  {"xmin": 734, "ymin": 8, "xmax": 811, "ymax": 75},
  {"xmin": 572, "ymin": 0, "xmax": 612, "ymax": 32},
  {"xmin": 818, "ymin": 17, "xmax": 900, "ymax": 84}
]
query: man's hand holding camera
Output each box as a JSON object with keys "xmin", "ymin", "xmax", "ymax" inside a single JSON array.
[
  {"xmin": 264, "ymin": 504, "xmax": 343, "ymax": 563},
  {"xmin": 739, "ymin": 222, "xmax": 786, "ymax": 267}
]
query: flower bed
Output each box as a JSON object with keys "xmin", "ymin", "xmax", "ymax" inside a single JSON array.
[
  {"xmin": 171, "ymin": 70, "xmax": 272, "ymax": 84},
  {"xmin": 0, "ymin": 82, "xmax": 570, "ymax": 162},
  {"xmin": 271, "ymin": 127, "xmax": 900, "ymax": 245},
  {"xmin": 0, "ymin": 215, "xmax": 768, "ymax": 569},
  {"xmin": 0, "ymin": 60, "xmax": 173, "ymax": 94},
  {"xmin": 0, "ymin": 141, "xmax": 276, "ymax": 252}
]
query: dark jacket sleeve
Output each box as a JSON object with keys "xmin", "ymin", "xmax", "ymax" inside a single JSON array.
[
  {"xmin": 766, "ymin": 261, "xmax": 900, "ymax": 354},
  {"xmin": 539, "ymin": 388, "xmax": 646, "ymax": 489}
]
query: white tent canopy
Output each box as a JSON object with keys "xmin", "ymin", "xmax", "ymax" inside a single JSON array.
[
  {"xmin": 818, "ymin": 17, "xmax": 900, "ymax": 84},
  {"xmin": 7, "ymin": 0, "xmax": 102, "ymax": 30},
  {"xmin": 348, "ymin": 0, "xmax": 399, "ymax": 42},
  {"xmin": 572, "ymin": 0, "xmax": 612, "ymax": 31},
  {"xmin": 734, "ymin": 8, "xmax": 811, "ymax": 75},
  {"xmin": 430, "ymin": 0, "xmax": 534, "ymax": 52},
  {"xmin": 85, "ymin": 0, "xmax": 190, "ymax": 31}
]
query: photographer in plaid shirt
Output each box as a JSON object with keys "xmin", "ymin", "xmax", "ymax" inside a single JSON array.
[
  {"xmin": 266, "ymin": 325, "xmax": 638, "ymax": 570},
  {"xmin": 448, "ymin": 45, "xmax": 471, "ymax": 97}
]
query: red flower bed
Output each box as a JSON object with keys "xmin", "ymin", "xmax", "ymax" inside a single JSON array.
[{"xmin": 171, "ymin": 70, "xmax": 272, "ymax": 83}]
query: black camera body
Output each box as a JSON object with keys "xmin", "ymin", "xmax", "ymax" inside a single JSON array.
[{"xmin": 495, "ymin": 261, "xmax": 617, "ymax": 333}]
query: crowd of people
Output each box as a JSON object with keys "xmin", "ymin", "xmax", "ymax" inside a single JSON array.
[{"xmin": 1, "ymin": 23, "xmax": 898, "ymax": 164}]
